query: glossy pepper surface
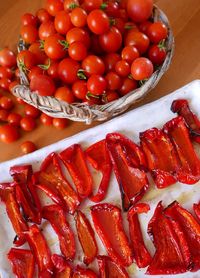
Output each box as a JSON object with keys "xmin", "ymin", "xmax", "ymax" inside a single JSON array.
[
  {"xmin": 52, "ymin": 254, "xmax": 72, "ymax": 278},
  {"xmin": 193, "ymin": 202, "xmax": 200, "ymax": 222},
  {"xmin": 72, "ymin": 266, "xmax": 98, "ymax": 278}
]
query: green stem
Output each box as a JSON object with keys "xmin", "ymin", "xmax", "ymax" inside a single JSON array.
[
  {"xmin": 38, "ymin": 58, "xmax": 51, "ymax": 70},
  {"xmin": 77, "ymin": 69, "xmax": 87, "ymax": 80},
  {"xmin": 86, "ymin": 92, "xmax": 100, "ymax": 100}
]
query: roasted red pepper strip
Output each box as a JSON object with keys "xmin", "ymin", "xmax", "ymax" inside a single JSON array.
[
  {"xmin": 73, "ymin": 266, "xmax": 98, "ymax": 278},
  {"xmin": 85, "ymin": 139, "xmax": 112, "ymax": 202},
  {"xmin": 75, "ymin": 210, "xmax": 98, "ymax": 265},
  {"xmin": 7, "ymin": 248, "xmax": 35, "ymax": 278},
  {"xmin": 36, "ymin": 183, "xmax": 65, "ymax": 207},
  {"xmin": 193, "ymin": 202, "xmax": 200, "ymax": 222},
  {"xmin": 91, "ymin": 203, "xmax": 133, "ymax": 266},
  {"xmin": 171, "ymin": 99, "xmax": 200, "ymax": 143},
  {"xmin": 147, "ymin": 201, "xmax": 191, "ymax": 275},
  {"xmin": 36, "ymin": 152, "xmax": 80, "ymax": 214},
  {"xmin": 140, "ymin": 128, "xmax": 179, "ymax": 188},
  {"xmin": 163, "ymin": 116, "xmax": 200, "ymax": 184},
  {"xmin": 59, "ymin": 144, "xmax": 93, "ymax": 199},
  {"xmin": 25, "ymin": 224, "xmax": 53, "ymax": 275},
  {"xmin": 0, "ymin": 183, "xmax": 28, "ymax": 246},
  {"xmin": 106, "ymin": 133, "xmax": 149, "ymax": 210},
  {"xmin": 10, "ymin": 165, "xmax": 41, "ymax": 223},
  {"xmin": 97, "ymin": 255, "xmax": 129, "ymax": 278},
  {"xmin": 42, "ymin": 204, "xmax": 75, "ymax": 261},
  {"xmin": 52, "ymin": 254, "xmax": 72, "ymax": 278},
  {"xmin": 128, "ymin": 203, "xmax": 152, "ymax": 268},
  {"xmin": 165, "ymin": 201, "xmax": 200, "ymax": 271}
]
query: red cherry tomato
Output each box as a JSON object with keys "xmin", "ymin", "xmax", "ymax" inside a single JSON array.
[
  {"xmin": 40, "ymin": 113, "xmax": 53, "ymax": 126},
  {"xmin": 99, "ymin": 26, "xmax": 122, "ymax": 53},
  {"xmin": 148, "ymin": 44, "xmax": 167, "ymax": 65},
  {"xmin": 21, "ymin": 141, "xmax": 37, "ymax": 154},
  {"xmin": 105, "ymin": 72, "xmax": 122, "ymax": 90},
  {"xmin": 127, "ymin": 0, "xmax": 153, "ymax": 23},
  {"xmin": 20, "ymin": 25, "xmax": 38, "ymax": 44},
  {"xmin": 68, "ymin": 41, "xmax": 87, "ymax": 61},
  {"xmin": 70, "ymin": 7, "xmax": 87, "ymax": 27},
  {"xmin": 29, "ymin": 42, "xmax": 47, "ymax": 64},
  {"xmin": 66, "ymin": 28, "xmax": 91, "ymax": 48},
  {"xmin": 0, "ymin": 67, "xmax": 13, "ymax": 79},
  {"xmin": 115, "ymin": 60, "xmax": 131, "ymax": 77},
  {"xmin": 20, "ymin": 117, "xmax": 36, "ymax": 131},
  {"xmin": 131, "ymin": 57, "xmax": 154, "ymax": 80},
  {"xmin": 17, "ymin": 50, "xmax": 36, "ymax": 70},
  {"xmin": 0, "ymin": 48, "xmax": 16, "ymax": 68},
  {"xmin": 87, "ymin": 74, "xmax": 107, "ymax": 95},
  {"xmin": 83, "ymin": 0, "xmax": 103, "ymax": 11},
  {"xmin": 0, "ymin": 124, "xmax": 20, "ymax": 143},
  {"xmin": 113, "ymin": 18, "xmax": 125, "ymax": 34},
  {"xmin": 64, "ymin": 0, "xmax": 80, "ymax": 12},
  {"xmin": 21, "ymin": 13, "xmax": 38, "ymax": 27},
  {"xmin": 121, "ymin": 45, "xmax": 140, "ymax": 64},
  {"xmin": 47, "ymin": 62, "xmax": 59, "ymax": 80},
  {"xmin": 147, "ymin": 22, "xmax": 168, "ymax": 43},
  {"xmin": 44, "ymin": 34, "xmax": 67, "ymax": 60},
  {"xmin": 125, "ymin": 31, "xmax": 150, "ymax": 54},
  {"xmin": 30, "ymin": 74, "xmax": 56, "ymax": 96},
  {"xmin": 87, "ymin": 10, "xmax": 110, "ymax": 35},
  {"xmin": 45, "ymin": 0, "xmax": 64, "ymax": 16},
  {"xmin": 101, "ymin": 2, "xmax": 120, "ymax": 17},
  {"xmin": 53, "ymin": 118, "xmax": 69, "ymax": 129},
  {"xmin": 72, "ymin": 80, "xmax": 87, "ymax": 100},
  {"xmin": 58, "ymin": 58, "xmax": 80, "ymax": 84},
  {"xmin": 39, "ymin": 21, "xmax": 56, "ymax": 40},
  {"xmin": 0, "ymin": 96, "xmax": 14, "ymax": 110},
  {"xmin": 82, "ymin": 55, "xmax": 105, "ymax": 76},
  {"xmin": 120, "ymin": 77, "xmax": 138, "ymax": 96},
  {"xmin": 7, "ymin": 113, "xmax": 22, "ymax": 126},
  {"xmin": 0, "ymin": 78, "xmax": 11, "ymax": 90},
  {"xmin": 103, "ymin": 53, "xmax": 121, "ymax": 72},
  {"xmin": 55, "ymin": 86, "xmax": 75, "ymax": 103},
  {"xmin": 36, "ymin": 8, "xmax": 52, "ymax": 23},
  {"xmin": 24, "ymin": 104, "xmax": 40, "ymax": 118},
  {"xmin": 54, "ymin": 11, "xmax": 72, "ymax": 35},
  {"xmin": 103, "ymin": 91, "xmax": 120, "ymax": 103},
  {"xmin": 139, "ymin": 20, "xmax": 152, "ymax": 34},
  {"xmin": 0, "ymin": 109, "xmax": 9, "ymax": 121},
  {"xmin": 28, "ymin": 66, "xmax": 44, "ymax": 81}
]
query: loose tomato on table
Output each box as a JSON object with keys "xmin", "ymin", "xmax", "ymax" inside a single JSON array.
[
  {"xmin": 7, "ymin": 113, "xmax": 22, "ymax": 126},
  {"xmin": 24, "ymin": 104, "xmax": 40, "ymax": 118},
  {"xmin": 0, "ymin": 109, "xmax": 9, "ymax": 122},
  {"xmin": 0, "ymin": 124, "xmax": 20, "ymax": 143},
  {"xmin": 0, "ymin": 48, "xmax": 16, "ymax": 68},
  {"xmin": 0, "ymin": 66, "xmax": 13, "ymax": 79},
  {"xmin": 20, "ymin": 117, "xmax": 36, "ymax": 132},
  {"xmin": 0, "ymin": 78, "xmax": 11, "ymax": 91},
  {"xmin": 21, "ymin": 141, "xmax": 37, "ymax": 154},
  {"xmin": 40, "ymin": 113, "xmax": 53, "ymax": 126},
  {"xmin": 53, "ymin": 118, "xmax": 69, "ymax": 129},
  {"xmin": 0, "ymin": 96, "xmax": 14, "ymax": 110}
]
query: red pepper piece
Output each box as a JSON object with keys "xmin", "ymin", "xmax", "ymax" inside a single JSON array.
[
  {"xmin": 106, "ymin": 133, "xmax": 149, "ymax": 210},
  {"xmin": 10, "ymin": 165, "xmax": 41, "ymax": 224},
  {"xmin": 171, "ymin": 99, "xmax": 200, "ymax": 143},
  {"xmin": 36, "ymin": 183, "xmax": 65, "ymax": 207},
  {"xmin": 193, "ymin": 202, "xmax": 200, "ymax": 222},
  {"xmin": 52, "ymin": 254, "xmax": 72, "ymax": 278},
  {"xmin": 42, "ymin": 204, "xmax": 75, "ymax": 261},
  {"xmin": 91, "ymin": 203, "xmax": 133, "ymax": 267},
  {"xmin": 163, "ymin": 116, "xmax": 200, "ymax": 184},
  {"xmin": 7, "ymin": 248, "xmax": 35, "ymax": 278},
  {"xmin": 37, "ymin": 152, "xmax": 80, "ymax": 214},
  {"xmin": 73, "ymin": 266, "xmax": 98, "ymax": 278},
  {"xmin": 85, "ymin": 139, "xmax": 112, "ymax": 202},
  {"xmin": 75, "ymin": 210, "xmax": 98, "ymax": 265},
  {"xmin": 147, "ymin": 201, "xmax": 191, "ymax": 275},
  {"xmin": 39, "ymin": 270, "xmax": 53, "ymax": 278},
  {"xmin": 97, "ymin": 255, "xmax": 129, "ymax": 278},
  {"xmin": 25, "ymin": 224, "xmax": 53, "ymax": 275},
  {"xmin": 165, "ymin": 201, "xmax": 200, "ymax": 271},
  {"xmin": 59, "ymin": 144, "xmax": 93, "ymax": 199},
  {"xmin": 140, "ymin": 128, "xmax": 179, "ymax": 188},
  {"xmin": 128, "ymin": 203, "xmax": 152, "ymax": 268},
  {"xmin": 0, "ymin": 183, "xmax": 28, "ymax": 246}
]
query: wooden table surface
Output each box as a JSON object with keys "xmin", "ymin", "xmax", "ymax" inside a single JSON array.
[{"xmin": 0, "ymin": 0, "xmax": 200, "ymax": 163}]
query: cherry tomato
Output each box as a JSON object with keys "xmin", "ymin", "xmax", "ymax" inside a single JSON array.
[
  {"xmin": 84, "ymin": 96, "xmax": 102, "ymax": 105},
  {"xmin": 105, "ymin": 72, "xmax": 122, "ymax": 90},
  {"xmin": 24, "ymin": 104, "xmax": 40, "ymax": 118},
  {"xmin": 139, "ymin": 20, "xmax": 152, "ymax": 34},
  {"xmin": 66, "ymin": 28, "xmax": 91, "ymax": 48},
  {"xmin": 0, "ymin": 109, "xmax": 9, "ymax": 121},
  {"xmin": 82, "ymin": 55, "xmax": 105, "ymax": 76},
  {"xmin": 9, "ymin": 81, "xmax": 19, "ymax": 93},
  {"xmin": 21, "ymin": 13, "xmax": 38, "ymax": 27},
  {"xmin": 72, "ymin": 80, "xmax": 87, "ymax": 100},
  {"xmin": 70, "ymin": 7, "xmax": 87, "ymax": 28},
  {"xmin": 0, "ymin": 67, "xmax": 13, "ymax": 79},
  {"xmin": 0, "ymin": 124, "xmax": 20, "ymax": 143},
  {"xmin": 17, "ymin": 50, "xmax": 36, "ymax": 70},
  {"xmin": 125, "ymin": 31, "xmax": 150, "ymax": 54},
  {"xmin": 55, "ymin": 86, "xmax": 75, "ymax": 103},
  {"xmin": 148, "ymin": 44, "xmax": 167, "ymax": 65},
  {"xmin": 103, "ymin": 53, "xmax": 121, "ymax": 72},
  {"xmin": 127, "ymin": 0, "xmax": 153, "ymax": 23},
  {"xmin": 115, "ymin": 60, "xmax": 131, "ymax": 77},
  {"xmin": 83, "ymin": 0, "xmax": 103, "ymax": 11},
  {"xmin": 101, "ymin": 2, "xmax": 120, "ymax": 17},
  {"xmin": 147, "ymin": 22, "xmax": 168, "ymax": 43},
  {"xmin": 0, "ymin": 78, "xmax": 11, "ymax": 90},
  {"xmin": 21, "ymin": 141, "xmax": 37, "ymax": 154},
  {"xmin": 47, "ymin": 62, "xmax": 59, "ymax": 80},
  {"xmin": 7, "ymin": 113, "xmax": 22, "ymax": 126},
  {"xmin": 0, "ymin": 96, "xmax": 14, "ymax": 110},
  {"xmin": 103, "ymin": 91, "xmax": 120, "ymax": 103},
  {"xmin": 113, "ymin": 18, "xmax": 125, "ymax": 34},
  {"xmin": 121, "ymin": 45, "xmax": 140, "ymax": 64},
  {"xmin": 53, "ymin": 118, "xmax": 69, "ymax": 129},
  {"xmin": 87, "ymin": 74, "xmax": 107, "ymax": 95},
  {"xmin": 131, "ymin": 57, "xmax": 154, "ymax": 80},
  {"xmin": 20, "ymin": 117, "xmax": 36, "ymax": 131},
  {"xmin": 45, "ymin": 0, "xmax": 64, "ymax": 16},
  {"xmin": 39, "ymin": 21, "xmax": 56, "ymax": 40},
  {"xmin": 54, "ymin": 11, "xmax": 72, "ymax": 35},
  {"xmin": 0, "ymin": 48, "xmax": 16, "ymax": 68},
  {"xmin": 99, "ymin": 26, "xmax": 122, "ymax": 53},
  {"xmin": 29, "ymin": 42, "xmax": 47, "ymax": 64},
  {"xmin": 124, "ymin": 22, "xmax": 139, "ymax": 32},
  {"xmin": 28, "ymin": 66, "xmax": 44, "ymax": 80},
  {"xmin": 58, "ymin": 58, "xmax": 80, "ymax": 84},
  {"xmin": 30, "ymin": 74, "xmax": 56, "ymax": 96},
  {"xmin": 36, "ymin": 8, "xmax": 52, "ymax": 23},
  {"xmin": 120, "ymin": 77, "xmax": 138, "ymax": 96},
  {"xmin": 68, "ymin": 41, "xmax": 87, "ymax": 61},
  {"xmin": 20, "ymin": 25, "xmax": 38, "ymax": 44},
  {"xmin": 40, "ymin": 113, "xmax": 53, "ymax": 126},
  {"xmin": 64, "ymin": 0, "xmax": 80, "ymax": 12},
  {"xmin": 44, "ymin": 34, "xmax": 67, "ymax": 60},
  {"xmin": 87, "ymin": 10, "xmax": 110, "ymax": 35},
  {"xmin": 119, "ymin": 0, "xmax": 128, "ymax": 8}
]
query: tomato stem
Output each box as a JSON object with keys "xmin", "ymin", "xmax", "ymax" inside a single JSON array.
[
  {"xmin": 58, "ymin": 40, "xmax": 69, "ymax": 50},
  {"xmin": 38, "ymin": 58, "xmax": 51, "ymax": 70},
  {"xmin": 69, "ymin": 3, "xmax": 79, "ymax": 9},
  {"xmin": 100, "ymin": 3, "xmax": 108, "ymax": 10},
  {"xmin": 86, "ymin": 92, "xmax": 100, "ymax": 100},
  {"xmin": 77, "ymin": 69, "xmax": 87, "ymax": 80},
  {"xmin": 39, "ymin": 40, "xmax": 45, "ymax": 50}
]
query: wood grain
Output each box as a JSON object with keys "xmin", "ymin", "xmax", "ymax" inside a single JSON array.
[{"xmin": 0, "ymin": 0, "xmax": 200, "ymax": 163}]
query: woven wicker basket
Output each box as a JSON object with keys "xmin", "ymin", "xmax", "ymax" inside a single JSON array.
[{"xmin": 12, "ymin": 5, "xmax": 174, "ymax": 125}]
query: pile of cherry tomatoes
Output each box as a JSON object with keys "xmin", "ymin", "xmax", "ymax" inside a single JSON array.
[{"xmin": 0, "ymin": 0, "xmax": 169, "ymax": 152}]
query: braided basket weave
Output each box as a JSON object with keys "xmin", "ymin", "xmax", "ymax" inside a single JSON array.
[{"xmin": 12, "ymin": 5, "xmax": 174, "ymax": 125}]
